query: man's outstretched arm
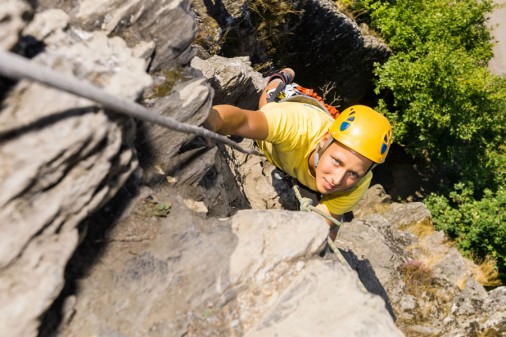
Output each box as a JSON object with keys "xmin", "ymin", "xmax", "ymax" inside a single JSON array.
[{"xmin": 206, "ymin": 105, "xmax": 269, "ymax": 140}]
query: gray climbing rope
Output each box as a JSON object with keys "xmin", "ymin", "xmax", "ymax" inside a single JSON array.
[
  {"xmin": 292, "ymin": 184, "xmax": 342, "ymax": 228},
  {"xmin": 292, "ymin": 184, "xmax": 368, "ymax": 293},
  {"xmin": 292, "ymin": 184, "xmax": 344, "ymax": 258},
  {"xmin": 0, "ymin": 49, "xmax": 263, "ymax": 156}
]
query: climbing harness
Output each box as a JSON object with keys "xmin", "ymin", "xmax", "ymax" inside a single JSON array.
[
  {"xmin": 266, "ymin": 81, "xmax": 340, "ymax": 118},
  {"xmin": 0, "ymin": 50, "xmax": 262, "ymax": 156},
  {"xmin": 292, "ymin": 184, "xmax": 368, "ymax": 293}
]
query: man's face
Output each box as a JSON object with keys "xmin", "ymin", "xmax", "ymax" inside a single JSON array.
[{"xmin": 315, "ymin": 134, "xmax": 373, "ymax": 195}]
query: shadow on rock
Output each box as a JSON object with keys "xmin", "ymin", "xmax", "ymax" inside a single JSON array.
[
  {"xmin": 324, "ymin": 246, "xmax": 397, "ymax": 321},
  {"xmin": 38, "ymin": 175, "xmax": 141, "ymax": 337}
]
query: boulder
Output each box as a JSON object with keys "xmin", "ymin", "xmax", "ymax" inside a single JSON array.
[{"xmin": 0, "ymin": 0, "xmax": 31, "ymax": 50}]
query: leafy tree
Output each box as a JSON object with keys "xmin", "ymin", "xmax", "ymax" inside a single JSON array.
[
  {"xmin": 365, "ymin": 0, "xmax": 505, "ymax": 190},
  {"xmin": 342, "ymin": 0, "xmax": 506, "ymax": 279}
]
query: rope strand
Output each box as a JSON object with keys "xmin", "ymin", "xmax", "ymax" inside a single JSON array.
[
  {"xmin": 0, "ymin": 50, "xmax": 263, "ymax": 156},
  {"xmin": 292, "ymin": 184, "xmax": 368, "ymax": 293}
]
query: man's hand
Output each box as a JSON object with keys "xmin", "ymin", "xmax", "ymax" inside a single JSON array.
[{"xmin": 315, "ymin": 203, "xmax": 343, "ymax": 228}]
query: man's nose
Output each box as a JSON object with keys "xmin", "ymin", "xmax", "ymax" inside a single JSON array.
[{"xmin": 331, "ymin": 168, "xmax": 346, "ymax": 186}]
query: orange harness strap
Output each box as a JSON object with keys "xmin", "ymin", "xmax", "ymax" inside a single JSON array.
[{"xmin": 295, "ymin": 85, "xmax": 340, "ymax": 118}]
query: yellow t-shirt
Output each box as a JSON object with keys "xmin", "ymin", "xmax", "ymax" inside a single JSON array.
[{"xmin": 257, "ymin": 101, "xmax": 372, "ymax": 215}]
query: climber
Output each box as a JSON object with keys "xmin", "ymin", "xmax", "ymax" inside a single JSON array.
[{"xmin": 205, "ymin": 68, "xmax": 393, "ymax": 226}]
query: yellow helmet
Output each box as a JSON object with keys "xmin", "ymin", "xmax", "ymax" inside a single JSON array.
[{"xmin": 328, "ymin": 105, "xmax": 392, "ymax": 163}]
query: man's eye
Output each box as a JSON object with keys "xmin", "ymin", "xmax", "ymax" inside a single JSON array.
[
  {"xmin": 349, "ymin": 172, "xmax": 359, "ymax": 179},
  {"xmin": 332, "ymin": 158, "xmax": 340, "ymax": 166}
]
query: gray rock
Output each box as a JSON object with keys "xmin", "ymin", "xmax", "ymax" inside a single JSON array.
[
  {"xmin": 136, "ymin": 75, "xmax": 213, "ymax": 178},
  {"xmin": 57, "ymin": 188, "xmax": 403, "ymax": 337},
  {"xmin": 192, "ymin": 0, "xmax": 391, "ymax": 105},
  {"xmin": 353, "ymin": 184, "xmax": 392, "ymax": 218},
  {"xmin": 342, "ymin": 185, "xmax": 506, "ymax": 336},
  {"xmin": 191, "ymin": 55, "xmax": 265, "ymax": 109},
  {"xmin": 0, "ymin": 9, "xmax": 151, "ymax": 337},
  {"xmin": 0, "ymin": 0, "xmax": 31, "ymax": 49},
  {"xmin": 245, "ymin": 260, "xmax": 404, "ymax": 337},
  {"xmin": 285, "ymin": 0, "xmax": 391, "ymax": 105},
  {"xmin": 68, "ymin": 0, "xmax": 196, "ymax": 71}
]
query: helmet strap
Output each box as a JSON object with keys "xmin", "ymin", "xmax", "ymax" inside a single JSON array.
[
  {"xmin": 366, "ymin": 163, "xmax": 378, "ymax": 174},
  {"xmin": 313, "ymin": 136, "xmax": 334, "ymax": 168}
]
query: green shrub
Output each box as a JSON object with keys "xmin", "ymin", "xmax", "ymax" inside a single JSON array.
[
  {"xmin": 360, "ymin": 0, "xmax": 506, "ymax": 191},
  {"xmin": 425, "ymin": 185, "xmax": 506, "ymax": 279},
  {"xmin": 340, "ymin": 0, "xmax": 506, "ymax": 282}
]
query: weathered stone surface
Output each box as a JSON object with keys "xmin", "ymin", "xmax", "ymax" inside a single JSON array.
[
  {"xmin": 135, "ymin": 75, "xmax": 213, "ymax": 190},
  {"xmin": 191, "ymin": 55, "xmax": 265, "ymax": 109},
  {"xmin": 0, "ymin": 0, "xmax": 31, "ymax": 49},
  {"xmin": 57, "ymin": 187, "xmax": 403, "ymax": 337},
  {"xmin": 192, "ymin": 0, "xmax": 390, "ymax": 105},
  {"xmin": 0, "ymin": 9, "xmax": 151, "ymax": 337},
  {"xmin": 337, "ymin": 185, "xmax": 506, "ymax": 336},
  {"xmin": 285, "ymin": 0, "xmax": 391, "ymax": 105},
  {"xmin": 191, "ymin": 55, "xmax": 299, "ymax": 211},
  {"xmin": 245, "ymin": 259, "xmax": 404, "ymax": 337},
  {"xmin": 69, "ymin": 0, "xmax": 195, "ymax": 71}
]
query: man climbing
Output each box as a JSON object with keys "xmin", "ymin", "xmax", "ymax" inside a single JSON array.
[{"xmin": 205, "ymin": 68, "xmax": 392, "ymax": 226}]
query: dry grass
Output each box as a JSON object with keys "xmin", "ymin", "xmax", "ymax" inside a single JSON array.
[
  {"xmin": 334, "ymin": 0, "xmax": 368, "ymax": 21},
  {"xmin": 146, "ymin": 67, "xmax": 186, "ymax": 98},
  {"xmin": 478, "ymin": 324, "xmax": 506, "ymax": 337},
  {"xmin": 193, "ymin": 15, "xmax": 222, "ymax": 54},
  {"xmin": 334, "ymin": 1, "xmax": 385, "ymax": 41},
  {"xmin": 401, "ymin": 259, "xmax": 434, "ymax": 297},
  {"xmin": 253, "ymin": 61, "xmax": 274, "ymax": 73},
  {"xmin": 401, "ymin": 218, "xmax": 437, "ymax": 239},
  {"xmin": 248, "ymin": 0, "xmax": 302, "ymax": 56},
  {"xmin": 472, "ymin": 255, "xmax": 502, "ymax": 288}
]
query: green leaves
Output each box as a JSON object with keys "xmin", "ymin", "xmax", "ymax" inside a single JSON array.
[
  {"xmin": 426, "ymin": 186, "xmax": 506, "ymax": 278},
  {"xmin": 365, "ymin": 0, "xmax": 505, "ymax": 191},
  {"xmin": 354, "ymin": 0, "xmax": 506, "ymax": 280}
]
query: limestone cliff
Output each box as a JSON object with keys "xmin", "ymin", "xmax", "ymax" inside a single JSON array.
[{"xmin": 0, "ymin": 0, "xmax": 504, "ymax": 337}]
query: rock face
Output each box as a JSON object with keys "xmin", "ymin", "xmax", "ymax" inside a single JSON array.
[
  {"xmin": 192, "ymin": 0, "xmax": 390, "ymax": 105},
  {"xmin": 0, "ymin": 0, "xmax": 31, "ymax": 50},
  {"xmin": 338, "ymin": 185, "xmax": 506, "ymax": 336},
  {"xmin": 56, "ymin": 186, "xmax": 404, "ymax": 337},
  {"xmin": 1, "ymin": 1, "xmax": 505, "ymax": 337},
  {"xmin": 1, "ymin": 3, "xmax": 150, "ymax": 337},
  {"xmin": 38, "ymin": 0, "xmax": 196, "ymax": 72},
  {"xmin": 283, "ymin": 0, "xmax": 391, "ymax": 106},
  {"xmin": 0, "ymin": 10, "xmax": 152, "ymax": 337}
]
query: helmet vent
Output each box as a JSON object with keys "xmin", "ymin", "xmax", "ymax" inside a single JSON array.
[
  {"xmin": 380, "ymin": 131, "xmax": 392, "ymax": 155},
  {"xmin": 339, "ymin": 114, "xmax": 355, "ymax": 131},
  {"xmin": 381, "ymin": 143, "xmax": 388, "ymax": 155}
]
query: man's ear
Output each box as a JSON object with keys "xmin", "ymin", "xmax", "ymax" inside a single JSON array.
[{"xmin": 320, "ymin": 132, "xmax": 331, "ymax": 147}]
